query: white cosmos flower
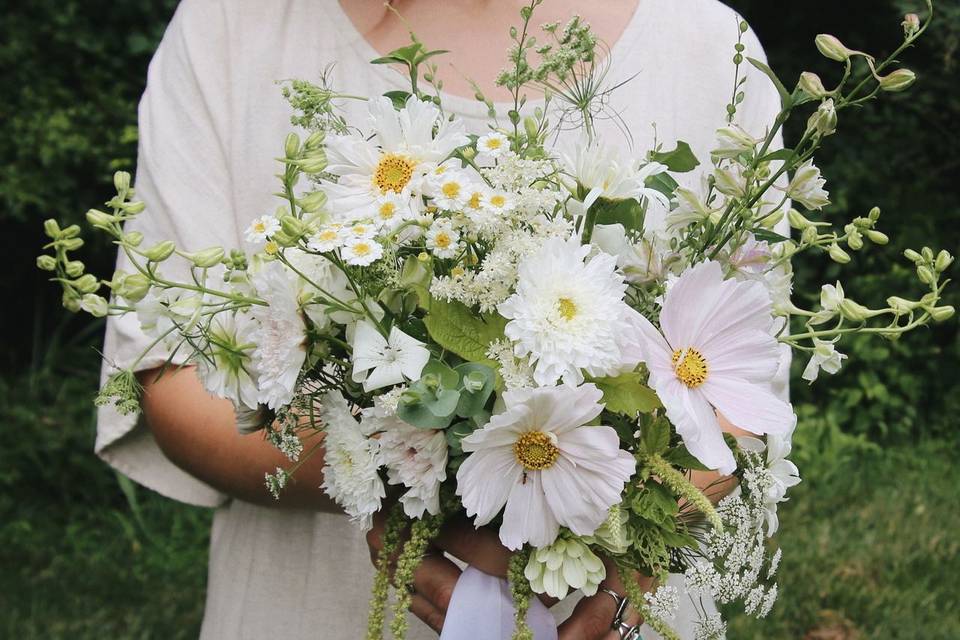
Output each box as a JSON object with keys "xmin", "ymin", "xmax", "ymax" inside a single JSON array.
[
  {"xmin": 425, "ymin": 219, "xmax": 461, "ymax": 259},
  {"xmin": 351, "ymin": 321, "xmax": 430, "ymax": 392},
  {"xmin": 801, "ymin": 337, "xmax": 847, "ymax": 382},
  {"xmin": 244, "ymin": 214, "xmax": 280, "ymax": 244},
  {"xmin": 633, "ymin": 261, "xmax": 796, "ymax": 474},
  {"xmin": 249, "ymin": 262, "xmax": 308, "ymax": 410},
  {"xmin": 318, "ymin": 391, "xmax": 385, "ymax": 531},
  {"xmin": 322, "ymin": 96, "xmax": 469, "ymax": 221},
  {"xmin": 456, "ymin": 383, "xmax": 636, "ymax": 550},
  {"xmin": 341, "ymin": 238, "xmax": 384, "ymax": 266},
  {"xmin": 477, "ymin": 131, "xmax": 509, "ymax": 159},
  {"xmin": 499, "ymin": 236, "xmax": 644, "ymax": 386},
  {"xmin": 785, "ymin": 159, "xmax": 830, "ymax": 210}
]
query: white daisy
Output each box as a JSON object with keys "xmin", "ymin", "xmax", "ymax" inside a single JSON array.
[
  {"xmin": 351, "ymin": 321, "xmax": 430, "ymax": 392},
  {"xmin": 425, "ymin": 219, "xmax": 462, "ymax": 259},
  {"xmin": 341, "ymin": 238, "xmax": 384, "ymax": 266},
  {"xmin": 308, "ymin": 224, "xmax": 345, "ymax": 253},
  {"xmin": 432, "ymin": 172, "xmax": 470, "ymax": 211},
  {"xmin": 477, "ymin": 131, "xmax": 510, "ymax": 159},
  {"xmin": 318, "ymin": 391, "xmax": 385, "ymax": 531},
  {"xmin": 322, "ymin": 96, "xmax": 468, "ymax": 221},
  {"xmin": 483, "ymin": 190, "xmax": 516, "ymax": 216},
  {"xmin": 632, "ymin": 261, "xmax": 796, "ymax": 474},
  {"xmin": 248, "ymin": 262, "xmax": 308, "ymax": 410},
  {"xmin": 244, "ymin": 214, "xmax": 280, "ymax": 244},
  {"xmin": 344, "ymin": 222, "xmax": 378, "ymax": 239},
  {"xmin": 456, "ymin": 383, "xmax": 636, "ymax": 550},
  {"xmin": 499, "ymin": 236, "xmax": 644, "ymax": 386},
  {"xmin": 371, "ymin": 191, "xmax": 414, "ymax": 231}
]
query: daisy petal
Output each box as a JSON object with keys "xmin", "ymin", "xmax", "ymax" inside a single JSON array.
[{"xmin": 499, "ymin": 472, "xmax": 559, "ymax": 550}]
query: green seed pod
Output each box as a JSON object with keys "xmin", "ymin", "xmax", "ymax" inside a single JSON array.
[
  {"xmin": 143, "ymin": 240, "xmax": 176, "ymax": 262},
  {"xmin": 36, "ymin": 255, "xmax": 57, "ymax": 271},
  {"xmin": 279, "ymin": 215, "xmax": 308, "ymax": 239}
]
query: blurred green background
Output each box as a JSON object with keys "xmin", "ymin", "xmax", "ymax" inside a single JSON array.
[{"xmin": 2, "ymin": 1, "xmax": 957, "ymax": 638}]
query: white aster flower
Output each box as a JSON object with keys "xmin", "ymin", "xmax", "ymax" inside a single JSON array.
[
  {"xmin": 432, "ymin": 172, "xmax": 471, "ymax": 211},
  {"xmin": 351, "ymin": 321, "xmax": 430, "ymax": 392},
  {"xmin": 456, "ymin": 383, "xmax": 636, "ymax": 549},
  {"xmin": 483, "ymin": 190, "xmax": 516, "ymax": 216},
  {"xmin": 249, "ymin": 262, "xmax": 308, "ymax": 410},
  {"xmin": 371, "ymin": 191, "xmax": 414, "ymax": 230},
  {"xmin": 308, "ymin": 224, "xmax": 345, "ymax": 253},
  {"xmin": 345, "ymin": 222, "xmax": 378, "ymax": 239},
  {"xmin": 801, "ymin": 337, "xmax": 847, "ymax": 382},
  {"xmin": 245, "ymin": 214, "xmax": 280, "ymax": 244},
  {"xmin": 318, "ymin": 391, "xmax": 385, "ymax": 531},
  {"xmin": 523, "ymin": 537, "xmax": 606, "ymax": 599},
  {"xmin": 194, "ymin": 311, "xmax": 259, "ymax": 409},
  {"xmin": 633, "ymin": 261, "xmax": 796, "ymax": 474},
  {"xmin": 322, "ymin": 96, "xmax": 468, "ymax": 221},
  {"xmin": 425, "ymin": 219, "xmax": 462, "ymax": 259},
  {"xmin": 341, "ymin": 237, "xmax": 384, "ymax": 266},
  {"xmin": 477, "ymin": 131, "xmax": 510, "ymax": 159},
  {"xmin": 499, "ymin": 236, "xmax": 644, "ymax": 386},
  {"xmin": 785, "ymin": 159, "xmax": 830, "ymax": 210}
]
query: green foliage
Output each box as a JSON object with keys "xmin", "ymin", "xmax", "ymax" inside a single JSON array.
[
  {"xmin": 593, "ymin": 371, "xmax": 662, "ymax": 417},
  {"xmin": 423, "ymin": 298, "xmax": 507, "ymax": 363}
]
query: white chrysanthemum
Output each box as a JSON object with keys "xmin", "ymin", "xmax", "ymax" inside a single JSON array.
[
  {"xmin": 425, "ymin": 219, "xmax": 461, "ymax": 259},
  {"xmin": 194, "ymin": 311, "xmax": 260, "ymax": 409},
  {"xmin": 351, "ymin": 321, "xmax": 430, "ymax": 392},
  {"xmin": 523, "ymin": 537, "xmax": 606, "ymax": 599},
  {"xmin": 248, "ymin": 262, "xmax": 308, "ymax": 410},
  {"xmin": 322, "ymin": 96, "xmax": 468, "ymax": 221},
  {"xmin": 633, "ymin": 261, "xmax": 796, "ymax": 474},
  {"xmin": 499, "ymin": 236, "xmax": 644, "ymax": 386},
  {"xmin": 364, "ymin": 398, "xmax": 447, "ymax": 518},
  {"xmin": 477, "ymin": 131, "xmax": 509, "ymax": 159},
  {"xmin": 341, "ymin": 238, "xmax": 383, "ymax": 266},
  {"xmin": 245, "ymin": 214, "xmax": 280, "ymax": 244},
  {"xmin": 456, "ymin": 383, "xmax": 636, "ymax": 549},
  {"xmin": 318, "ymin": 391, "xmax": 385, "ymax": 531}
]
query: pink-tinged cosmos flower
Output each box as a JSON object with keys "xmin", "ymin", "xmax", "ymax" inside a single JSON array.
[
  {"xmin": 633, "ymin": 261, "xmax": 795, "ymax": 474},
  {"xmin": 456, "ymin": 383, "xmax": 635, "ymax": 550}
]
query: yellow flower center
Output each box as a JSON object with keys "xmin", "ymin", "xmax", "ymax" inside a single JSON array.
[
  {"xmin": 467, "ymin": 192, "xmax": 483, "ymax": 209},
  {"xmin": 672, "ymin": 348, "xmax": 709, "ymax": 388},
  {"xmin": 253, "ymin": 221, "xmax": 267, "ymax": 233},
  {"xmin": 557, "ymin": 297, "xmax": 577, "ymax": 321},
  {"xmin": 318, "ymin": 229, "xmax": 338, "ymax": 242},
  {"xmin": 374, "ymin": 153, "xmax": 416, "ymax": 193},
  {"xmin": 514, "ymin": 431, "xmax": 560, "ymax": 471},
  {"xmin": 485, "ymin": 138, "xmax": 503, "ymax": 150},
  {"xmin": 434, "ymin": 232, "xmax": 452, "ymax": 249},
  {"xmin": 264, "ymin": 240, "xmax": 279, "ymax": 255},
  {"xmin": 441, "ymin": 181, "xmax": 461, "ymax": 199},
  {"xmin": 378, "ymin": 202, "xmax": 396, "ymax": 219},
  {"xmin": 489, "ymin": 194, "xmax": 506, "ymax": 209},
  {"xmin": 352, "ymin": 242, "xmax": 372, "ymax": 257},
  {"xmin": 451, "ymin": 266, "xmax": 465, "ymax": 278}
]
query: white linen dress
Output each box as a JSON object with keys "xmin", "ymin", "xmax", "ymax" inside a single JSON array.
[{"xmin": 95, "ymin": 1, "xmax": 790, "ymax": 638}]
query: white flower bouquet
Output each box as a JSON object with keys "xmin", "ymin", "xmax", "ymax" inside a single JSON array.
[{"xmin": 38, "ymin": 1, "xmax": 952, "ymax": 638}]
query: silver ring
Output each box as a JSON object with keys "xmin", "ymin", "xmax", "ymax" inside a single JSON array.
[
  {"xmin": 599, "ymin": 587, "xmax": 631, "ymax": 630},
  {"xmin": 615, "ymin": 621, "xmax": 642, "ymax": 640}
]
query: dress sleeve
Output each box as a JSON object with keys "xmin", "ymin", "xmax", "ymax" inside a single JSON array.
[
  {"xmin": 95, "ymin": 0, "xmax": 237, "ymax": 507},
  {"xmin": 738, "ymin": 27, "xmax": 794, "ymax": 403}
]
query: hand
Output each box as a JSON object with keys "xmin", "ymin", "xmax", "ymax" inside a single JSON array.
[{"xmin": 558, "ymin": 557, "xmax": 653, "ymax": 640}]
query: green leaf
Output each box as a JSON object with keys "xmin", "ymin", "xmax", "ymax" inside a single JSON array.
[
  {"xmin": 446, "ymin": 420, "xmax": 477, "ymax": 456},
  {"xmin": 645, "ymin": 172, "xmax": 679, "ymax": 201},
  {"xmin": 747, "ymin": 57, "xmax": 792, "ymax": 108},
  {"xmin": 592, "ymin": 372, "xmax": 662, "ymax": 416},
  {"xmin": 383, "ymin": 90, "xmax": 413, "ymax": 110},
  {"xmin": 662, "ymin": 445, "xmax": 711, "ymax": 471},
  {"xmin": 423, "ymin": 299, "xmax": 507, "ymax": 362},
  {"xmin": 759, "ymin": 148, "xmax": 795, "ymax": 163},
  {"xmin": 372, "ymin": 43, "xmax": 423, "ymax": 66},
  {"xmin": 422, "ymin": 359, "xmax": 460, "ymax": 389},
  {"xmin": 397, "ymin": 387, "xmax": 460, "ymax": 430},
  {"xmin": 454, "ymin": 363, "xmax": 496, "ymax": 418},
  {"xmin": 753, "ymin": 228, "xmax": 791, "ymax": 244},
  {"xmin": 589, "ymin": 197, "xmax": 645, "ymax": 233},
  {"xmin": 640, "ymin": 418, "xmax": 671, "ymax": 456},
  {"xmin": 650, "ymin": 141, "xmax": 700, "ymax": 173}
]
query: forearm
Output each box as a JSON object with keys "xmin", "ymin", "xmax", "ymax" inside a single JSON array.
[{"xmin": 137, "ymin": 365, "xmax": 338, "ymax": 510}]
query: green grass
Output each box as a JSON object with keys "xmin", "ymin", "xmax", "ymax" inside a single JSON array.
[{"xmin": 2, "ymin": 349, "xmax": 957, "ymax": 638}]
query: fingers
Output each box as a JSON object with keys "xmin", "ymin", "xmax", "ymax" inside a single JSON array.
[
  {"xmin": 409, "ymin": 594, "xmax": 446, "ymax": 634},
  {"xmin": 558, "ymin": 558, "xmax": 648, "ymax": 640},
  {"xmin": 411, "ymin": 552, "xmax": 462, "ymax": 617},
  {"xmin": 433, "ymin": 516, "xmax": 513, "ymax": 577}
]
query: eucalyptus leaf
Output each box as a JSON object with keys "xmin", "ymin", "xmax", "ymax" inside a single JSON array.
[{"xmin": 454, "ymin": 362, "xmax": 496, "ymax": 418}]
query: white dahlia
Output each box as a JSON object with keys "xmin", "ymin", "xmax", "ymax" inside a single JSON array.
[
  {"xmin": 633, "ymin": 261, "xmax": 795, "ymax": 474},
  {"xmin": 456, "ymin": 383, "xmax": 636, "ymax": 550},
  {"xmin": 194, "ymin": 311, "xmax": 260, "ymax": 410},
  {"xmin": 499, "ymin": 236, "xmax": 644, "ymax": 386},
  {"xmin": 322, "ymin": 96, "xmax": 468, "ymax": 221}
]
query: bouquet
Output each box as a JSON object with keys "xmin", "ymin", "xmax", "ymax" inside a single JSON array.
[{"xmin": 38, "ymin": 2, "xmax": 952, "ymax": 638}]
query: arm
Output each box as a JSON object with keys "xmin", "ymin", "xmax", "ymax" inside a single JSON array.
[{"xmin": 137, "ymin": 364, "xmax": 338, "ymax": 510}]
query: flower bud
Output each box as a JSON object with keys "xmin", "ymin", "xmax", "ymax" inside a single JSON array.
[
  {"xmin": 902, "ymin": 13, "xmax": 920, "ymax": 37},
  {"xmin": 43, "ymin": 219, "xmax": 62, "ymax": 239},
  {"xmin": 185, "ymin": 247, "xmax": 225, "ymax": 268},
  {"xmin": 922, "ymin": 247, "xmax": 934, "ymax": 262},
  {"xmin": 886, "ymin": 296, "xmax": 917, "ymax": 314},
  {"xmin": 806, "ymin": 98, "xmax": 838, "ymax": 137},
  {"xmin": 868, "ymin": 206, "xmax": 881, "ymax": 222},
  {"xmin": 296, "ymin": 153, "xmax": 328, "ymax": 174},
  {"xmin": 838, "ymin": 298, "xmax": 870, "ymax": 322},
  {"xmin": 74, "ymin": 273, "xmax": 100, "ymax": 294},
  {"xmin": 847, "ymin": 229, "xmax": 864, "ymax": 250},
  {"xmin": 121, "ymin": 200, "xmax": 146, "ymax": 215},
  {"xmin": 36, "ymin": 255, "xmax": 57, "ymax": 271},
  {"xmin": 815, "ymin": 34, "xmax": 851, "ymax": 61},
  {"xmin": 61, "ymin": 237, "xmax": 84, "ymax": 251},
  {"xmin": 903, "ymin": 248, "xmax": 923, "ymax": 263},
  {"xmin": 879, "ymin": 69, "xmax": 916, "ymax": 92},
  {"xmin": 279, "ymin": 215, "xmax": 308, "ymax": 239},
  {"xmin": 113, "ymin": 171, "xmax": 131, "ymax": 194},
  {"xmin": 935, "ymin": 250, "xmax": 953, "ymax": 272},
  {"xmin": 143, "ymin": 240, "xmax": 176, "ymax": 262},
  {"xmin": 864, "ymin": 229, "xmax": 889, "ymax": 245},
  {"xmin": 284, "ymin": 133, "xmax": 301, "ymax": 159},
  {"xmin": 787, "ymin": 208, "xmax": 813, "ymax": 230},
  {"xmin": 123, "ymin": 231, "xmax": 144, "ymax": 247},
  {"xmin": 799, "ymin": 72, "xmax": 829, "ymax": 98},
  {"xmin": 917, "ymin": 265, "xmax": 935, "ymax": 285},
  {"xmin": 118, "ymin": 273, "xmax": 151, "ymax": 302},
  {"xmin": 828, "ymin": 243, "xmax": 851, "ymax": 264},
  {"xmin": 62, "ymin": 290, "xmax": 82, "ymax": 313},
  {"xmin": 801, "ymin": 226, "xmax": 819, "ymax": 245},
  {"xmin": 930, "ymin": 305, "xmax": 956, "ymax": 322},
  {"xmin": 304, "ymin": 130, "xmax": 325, "ymax": 152},
  {"xmin": 298, "ymin": 190, "xmax": 327, "ymax": 213},
  {"xmin": 80, "ymin": 294, "xmax": 109, "ymax": 318},
  {"xmin": 65, "ymin": 260, "xmax": 85, "ymax": 278},
  {"xmin": 524, "ymin": 116, "xmax": 539, "ymax": 141},
  {"xmin": 86, "ymin": 209, "xmax": 117, "ymax": 228},
  {"xmin": 761, "ymin": 208, "xmax": 785, "ymax": 229}
]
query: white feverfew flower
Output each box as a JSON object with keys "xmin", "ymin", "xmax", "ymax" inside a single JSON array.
[
  {"xmin": 318, "ymin": 391, "xmax": 385, "ymax": 531},
  {"xmin": 432, "ymin": 172, "xmax": 471, "ymax": 211},
  {"xmin": 477, "ymin": 131, "xmax": 509, "ymax": 159},
  {"xmin": 371, "ymin": 191, "xmax": 414, "ymax": 231},
  {"xmin": 342, "ymin": 237, "xmax": 384, "ymax": 266},
  {"xmin": 245, "ymin": 214, "xmax": 280, "ymax": 244},
  {"xmin": 499, "ymin": 236, "xmax": 644, "ymax": 386},
  {"xmin": 633, "ymin": 261, "xmax": 796, "ymax": 474},
  {"xmin": 483, "ymin": 190, "xmax": 516, "ymax": 216},
  {"xmin": 344, "ymin": 221, "xmax": 378, "ymax": 240},
  {"xmin": 523, "ymin": 537, "xmax": 606, "ymax": 599},
  {"xmin": 249, "ymin": 262, "xmax": 308, "ymax": 410},
  {"xmin": 425, "ymin": 219, "xmax": 462, "ymax": 259},
  {"xmin": 785, "ymin": 160, "xmax": 830, "ymax": 210},
  {"xmin": 456, "ymin": 383, "xmax": 636, "ymax": 550},
  {"xmin": 801, "ymin": 337, "xmax": 847, "ymax": 382},
  {"xmin": 351, "ymin": 321, "xmax": 430, "ymax": 392},
  {"xmin": 308, "ymin": 224, "xmax": 345, "ymax": 253}
]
